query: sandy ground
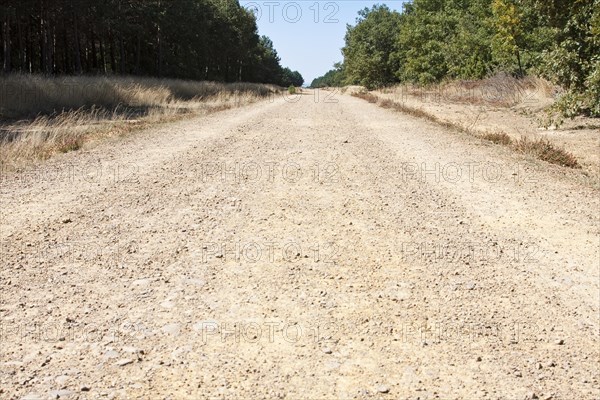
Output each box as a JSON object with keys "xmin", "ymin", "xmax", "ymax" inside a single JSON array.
[
  {"xmin": 1, "ymin": 90, "xmax": 599, "ymax": 399},
  {"xmin": 372, "ymin": 87, "xmax": 600, "ymax": 178}
]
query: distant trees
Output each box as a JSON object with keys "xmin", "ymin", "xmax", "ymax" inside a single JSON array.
[
  {"xmin": 0, "ymin": 0, "xmax": 303, "ymax": 86},
  {"xmin": 310, "ymin": 62, "xmax": 344, "ymax": 88},
  {"xmin": 280, "ymin": 67, "xmax": 304, "ymax": 87},
  {"xmin": 311, "ymin": 0, "xmax": 599, "ymax": 117}
]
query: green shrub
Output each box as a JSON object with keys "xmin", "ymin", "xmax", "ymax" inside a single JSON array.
[{"xmin": 288, "ymin": 85, "xmax": 296, "ymax": 95}]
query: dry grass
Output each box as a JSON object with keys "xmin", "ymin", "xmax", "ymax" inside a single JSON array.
[
  {"xmin": 352, "ymin": 90, "xmax": 581, "ymax": 169},
  {"xmin": 0, "ymin": 74, "xmax": 276, "ymax": 119},
  {"xmin": 354, "ymin": 91, "xmax": 378, "ymax": 104},
  {"xmin": 353, "ymin": 91, "xmax": 449, "ymax": 125},
  {"xmin": 0, "ymin": 75, "xmax": 279, "ymax": 167},
  {"xmin": 513, "ymin": 137, "xmax": 580, "ymax": 168},
  {"xmin": 379, "ymin": 73, "xmax": 556, "ymax": 109},
  {"xmin": 480, "ymin": 132, "xmax": 513, "ymax": 146}
]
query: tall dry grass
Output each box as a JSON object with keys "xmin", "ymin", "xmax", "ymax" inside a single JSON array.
[
  {"xmin": 379, "ymin": 73, "xmax": 556, "ymax": 109},
  {"xmin": 0, "ymin": 75, "xmax": 279, "ymax": 167}
]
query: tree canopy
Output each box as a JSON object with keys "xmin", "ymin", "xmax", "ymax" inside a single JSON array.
[
  {"xmin": 0, "ymin": 0, "xmax": 303, "ymax": 87},
  {"xmin": 310, "ymin": 0, "xmax": 599, "ymax": 117}
]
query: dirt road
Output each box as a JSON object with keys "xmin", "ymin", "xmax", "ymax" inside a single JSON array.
[{"xmin": 1, "ymin": 91, "xmax": 599, "ymax": 399}]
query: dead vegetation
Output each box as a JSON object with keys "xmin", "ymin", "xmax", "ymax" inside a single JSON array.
[
  {"xmin": 379, "ymin": 73, "xmax": 556, "ymax": 109},
  {"xmin": 352, "ymin": 90, "xmax": 581, "ymax": 169},
  {"xmin": 480, "ymin": 132, "xmax": 512, "ymax": 146},
  {"xmin": 0, "ymin": 75, "xmax": 279, "ymax": 167},
  {"xmin": 513, "ymin": 137, "xmax": 580, "ymax": 168}
]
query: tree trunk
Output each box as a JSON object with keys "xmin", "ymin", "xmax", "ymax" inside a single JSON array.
[
  {"xmin": 156, "ymin": 0, "xmax": 162, "ymax": 77},
  {"xmin": 99, "ymin": 38, "xmax": 106, "ymax": 74},
  {"xmin": 109, "ymin": 29, "xmax": 116, "ymax": 73},
  {"xmin": 40, "ymin": 0, "xmax": 52, "ymax": 74},
  {"xmin": 2, "ymin": 14, "xmax": 11, "ymax": 74},
  {"xmin": 90, "ymin": 29, "xmax": 98, "ymax": 71},
  {"xmin": 62, "ymin": 24, "xmax": 69, "ymax": 73},
  {"xmin": 135, "ymin": 33, "xmax": 141, "ymax": 74},
  {"xmin": 119, "ymin": 33, "xmax": 125, "ymax": 74},
  {"xmin": 50, "ymin": 24, "xmax": 55, "ymax": 73},
  {"xmin": 157, "ymin": 27, "xmax": 162, "ymax": 77},
  {"xmin": 72, "ymin": 11, "xmax": 82, "ymax": 74},
  {"xmin": 26, "ymin": 23, "xmax": 33, "ymax": 73},
  {"xmin": 516, "ymin": 49, "xmax": 523, "ymax": 77},
  {"xmin": 17, "ymin": 14, "xmax": 24, "ymax": 71}
]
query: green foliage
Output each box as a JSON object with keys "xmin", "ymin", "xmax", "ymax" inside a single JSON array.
[
  {"xmin": 342, "ymin": 5, "xmax": 403, "ymax": 89},
  {"xmin": 491, "ymin": 0, "xmax": 525, "ymax": 74},
  {"xmin": 310, "ymin": 62, "xmax": 345, "ymax": 88},
  {"xmin": 288, "ymin": 85, "xmax": 296, "ymax": 95},
  {"xmin": 537, "ymin": 0, "xmax": 600, "ymax": 120},
  {"xmin": 0, "ymin": 0, "xmax": 303, "ymax": 87},
  {"xmin": 313, "ymin": 0, "xmax": 598, "ymax": 120},
  {"xmin": 280, "ymin": 68, "xmax": 304, "ymax": 88},
  {"xmin": 394, "ymin": 0, "xmax": 451, "ymax": 84}
]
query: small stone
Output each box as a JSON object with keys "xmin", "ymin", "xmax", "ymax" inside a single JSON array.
[
  {"xmin": 55, "ymin": 375, "xmax": 69, "ymax": 385},
  {"xmin": 527, "ymin": 392, "xmax": 539, "ymax": 399},
  {"xmin": 21, "ymin": 394, "xmax": 44, "ymax": 400},
  {"xmin": 536, "ymin": 362, "xmax": 543, "ymax": 370},
  {"xmin": 49, "ymin": 389, "xmax": 74, "ymax": 398},
  {"xmin": 80, "ymin": 386, "xmax": 91, "ymax": 392},
  {"xmin": 62, "ymin": 218, "xmax": 72, "ymax": 224},
  {"xmin": 514, "ymin": 370, "xmax": 522, "ymax": 377},
  {"xmin": 116, "ymin": 359, "xmax": 133, "ymax": 367},
  {"xmin": 322, "ymin": 347, "xmax": 332, "ymax": 354},
  {"xmin": 555, "ymin": 339, "xmax": 564, "ymax": 345},
  {"xmin": 377, "ymin": 385, "xmax": 390, "ymax": 394},
  {"xmin": 476, "ymin": 356, "xmax": 482, "ymax": 362},
  {"xmin": 103, "ymin": 350, "xmax": 119, "ymax": 359},
  {"xmin": 161, "ymin": 323, "xmax": 181, "ymax": 336}
]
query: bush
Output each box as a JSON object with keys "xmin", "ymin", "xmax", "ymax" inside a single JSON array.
[
  {"xmin": 481, "ymin": 132, "xmax": 513, "ymax": 146},
  {"xmin": 288, "ymin": 86, "xmax": 296, "ymax": 95},
  {"xmin": 513, "ymin": 137, "xmax": 580, "ymax": 168}
]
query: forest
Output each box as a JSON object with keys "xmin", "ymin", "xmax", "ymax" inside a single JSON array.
[
  {"xmin": 311, "ymin": 0, "xmax": 599, "ymax": 119},
  {"xmin": 0, "ymin": 0, "xmax": 304, "ymax": 87}
]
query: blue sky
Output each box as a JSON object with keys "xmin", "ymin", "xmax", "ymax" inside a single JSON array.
[{"xmin": 239, "ymin": 1, "xmax": 408, "ymax": 85}]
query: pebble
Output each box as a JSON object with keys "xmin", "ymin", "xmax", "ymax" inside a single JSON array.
[
  {"xmin": 476, "ymin": 356, "xmax": 482, "ymax": 362},
  {"xmin": 116, "ymin": 358, "xmax": 133, "ymax": 367},
  {"xmin": 80, "ymin": 386, "xmax": 91, "ymax": 392},
  {"xmin": 555, "ymin": 339, "xmax": 564, "ymax": 345},
  {"xmin": 22, "ymin": 394, "xmax": 44, "ymax": 400},
  {"xmin": 49, "ymin": 389, "xmax": 74, "ymax": 398},
  {"xmin": 103, "ymin": 350, "xmax": 119, "ymax": 359},
  {"xmin": 55, "ymin": 375, "xmax": 69, "ymax": 385},
  {"xmin": 377, "ymin": 385, "xmax": 390, "ymax": 394},
  {"xmin": 162, "ymin": 323, "xmax": 181, "ymax": 336},
  {"xmin": 322, "ymin": 347, "xmax": 332, "ymax": 354},
  {"xmin": 62, "ymin": 218, "xmax": 72, "ymax": 224}
]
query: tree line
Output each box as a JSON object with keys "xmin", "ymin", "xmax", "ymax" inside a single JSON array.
[
  {"xmin": 311, "ymin": 0, "xmax": 599, "ymax": 118},
  {"xmin": 0, "ymin": 0, "xmax": 304, "ymax": 87}
]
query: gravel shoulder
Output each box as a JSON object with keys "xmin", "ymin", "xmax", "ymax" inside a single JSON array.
[{"xmin": 1, "ymin": 90, "xmax": 598, "ymax": 399}]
